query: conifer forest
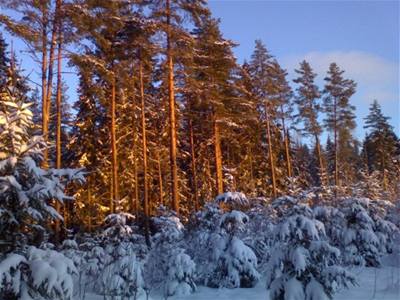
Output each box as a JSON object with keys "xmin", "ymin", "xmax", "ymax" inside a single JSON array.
[{"xmin": 0, "ymin": 1, "xmax": 399, "ymax": 299}]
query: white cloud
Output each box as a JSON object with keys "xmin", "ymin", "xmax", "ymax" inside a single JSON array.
[
  {"xmin": 282, "ymin": 50, "xmax": 398, "ymax": 102},
  {"xmin": 281, "ymin": 50, "xmax": 399, "ymax": 137}
]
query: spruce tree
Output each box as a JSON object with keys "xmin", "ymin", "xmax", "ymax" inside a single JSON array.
[
  {"xmin": 363, "ymin": 100, "xmax": 399, "ymax": 193},
  {"xmin": 0, "ymin": 32, "xmax": 9, "ymax": 86},
  {"xmin": 0, "ymin": 73, "xmax": 84, "ymax": 252}
]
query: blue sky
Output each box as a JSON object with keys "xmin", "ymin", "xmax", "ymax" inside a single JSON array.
[
  {"xmin": 2, "ymin": 0, "xmax": 399, "ymax": 139},
  {"xmin": 209, "ymin": 0, "xmax": 399, "ymax": 138}
]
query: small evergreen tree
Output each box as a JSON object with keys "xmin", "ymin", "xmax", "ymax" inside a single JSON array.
[
  {"xmin": 266, "ymin": 199, "xmax": 355, "ymax": 300},
  {"xmin": 205, "ymin": 210, "xmax": 260, "ymax": 288},
  {"xmin": 0, "ymin": 75, "xmax": 84, "ymax": 252},
  {"xmin": 145, "ymin": 209, "xmax": 196, "ymax": 299}
]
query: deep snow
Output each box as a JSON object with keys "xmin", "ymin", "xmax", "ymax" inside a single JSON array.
[{"xmin": 83, "ymin": 264, "xmax": 399, "ymax": 300}]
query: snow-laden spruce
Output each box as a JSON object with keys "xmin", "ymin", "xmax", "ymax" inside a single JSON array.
[
  {"xmin": 0, "ymin": 77, "xmax": 84, "ymax": 299},
  {"xmin": 0, "ymin": 246, "xmax": 76, "ymax": 299},
  {"xmin": 145, "ymin": 209, "xmax": 196, "ymax": 299},
  {"xmin": 242, "ymin": 201, "xmax": 276, "ymax": 273},
  {"xmin": 208, "ymin": 210, "xmax": 260, "ymax": 288},
  {"xmin": 338, "ymin": 197, "xmax": 398, "ymax": 267},
  {"xmin": 0, "ymin": 82, "xmax": 84, "ymax": 252},
  {"xmin": 266, "ymin": 197, "xmax": 355, "ymax": 300}
]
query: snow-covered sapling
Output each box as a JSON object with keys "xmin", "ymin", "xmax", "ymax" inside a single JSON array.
[
  {"xmin": 339, "ymin": 197, "xmax": 398, "ymax": 267},
  {"xmin": 145, "ymin": 210, "xmax": 196, "ymax": 299},
  {"xmin": 266, "ymin": 201, "xmax": 355, "ymax": 300},
  {"xmin": 206, "ymin": 210, "xmax": 260, "ymax": 288}
]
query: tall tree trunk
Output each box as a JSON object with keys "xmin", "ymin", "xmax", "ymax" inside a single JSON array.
[
  {"xmin": 130, "ymin": 77, "xmax": 138, "ymax": 216},
  {"xmin": 166, "ymin": 0, "xmax": 179, "ymax": 213},
  {"xmin": 157, "ymin": 150, "xmax": 164, "ymax": 206},
  {"xmin": 189, "ymin": 119, "xmax": 199, "ymax": 211},
  {"xmin": 265, "ymin": 104, "xmax": 277, "ymax": 198},
  {"xmin": 333, "ymin": 98, "xmax": 339, "ymax": 196},
  {"xmin": 314, "ymin": 134, "xmax": 325, "ymax": 186},
  {"xmin": 280, "ymin": 111, "xmax": 292, "ymax": 178},
  {"xmin": 45, "ymin": 0, "xmax": 62, "ymax": 139},
  {"xmin": 134, "ymin": 157, "xmax": 139, "ymax": 216},
  {"xmin": 110, "ymin": 74, "xmax": 119, "ymax": 213},
  {"xmin": 139, "ymin": 56, "xmax": 150, "ymax": 247},
  {"xmin": 55, "ymin": 30, "xmax": 62, "ymax": 237},
  {"xmin": 41, "ymin": 4, "xmax": 49, "ymax": 168},
  {"xmin": 87, "ymin": 177, "xmax": 92, "ymax": 232},
  {"xmin": 213, "ymin": 113, "xmax": 223, "ymax": 195}
]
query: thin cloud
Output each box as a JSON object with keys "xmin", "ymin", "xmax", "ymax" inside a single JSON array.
[
  {"xmin": 281, "ymin": 50, "xmax": 399, "ymax": 137},
  {"xmin": 283, "ymin": 50, "xmax": 397, "ymax": 86}
]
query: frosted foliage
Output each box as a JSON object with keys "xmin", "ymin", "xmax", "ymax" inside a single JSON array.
[
  {"xmin": 0, "ymin": 85, "xmax": 84, "ymax": 251},
  {"xmin": 164, "ymin": 249, "xmax": 196, "ymax": 297},
  {"xmin": 102, "ymin": 213, "xmax": 136, "ymax": 243},
  {"xmin": 219, "ymin": 210, "xmax": 249, "ymax": 234},
  {"xmin": 266, "ymin": 201, "xmax": 355, "ymax": 300},
  {"xmin": 242, "ymin": 204, "xmax": 276, "ymax": 274},
  {"xmin": 0, "ymin": 246, "xmax": 76, "ymax": 299},
  {"xmin": 215, "ymin": 192, "xmax": 249, "ymax": 207},
  {"xmin": 338, "ymin": 198, "xmax": 398, "ymax": 267},
  {"xmin": 145, "ymin": 212, "xmax": 196, "ymax": 298},
  {"xmin": 185, "ymin": 204, "xmax": 223, "ymax": 284},
  {"xmin": 100, "ymin": 249, "xmax": 145, "ymax": 299},
  {"xmin": 283, "ymin": 277, "xmax": 304, "ymax": 300},
  {"xmin": 305, "ymin": 278, "xmax": 328, "ymax": 300},
  {"xmin": 205, "ymin": 211, "xmax": 260, "ymax": 288}
]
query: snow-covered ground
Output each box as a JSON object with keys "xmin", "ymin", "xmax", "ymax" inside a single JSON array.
[{"xmin": 84, "ymin": 265, "xmax": 400, "ymax": 300}]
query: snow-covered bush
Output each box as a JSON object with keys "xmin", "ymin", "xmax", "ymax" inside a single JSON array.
[
  {"xmin": 242, "ymin": 203, "xmax": 276, "ymax": 273},
  {"xmin": 145, "ymin": 210, "xmax": 196, "ymax": 298},
  {"xmin": 204, "ymin": 210, "xmax": 260, "ymax": 288},
  {"xmin": 186, "ymin": 203, "xmax": 223, "ymax": 283},
  {"xmin": 0, "ymin": 246, "xmax": 77, "ymax": 299},
  {"xmin": 100, "ymin": 243, "xmax": 145, "ymax": 300},
  {"xmin": 266, "ymin": 201, "xmax": 355, "ymax": 300},
  {"xmin": 78, "ymin": 213, "xmax": 148, "ymax": 299},
  {"xmin": 338, "ymin": 197, "xmax": 398, "ymax": 267}
]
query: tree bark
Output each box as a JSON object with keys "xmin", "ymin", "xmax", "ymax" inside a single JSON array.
[
  {"xmin": 265, "ymin": 104, "xmax": 277, "ymax": 198},
  {"xmin": 333, "ymin": 97, "xmax": 339, "ymax": 197},
  {"xmin": 55, "ymin": 28, "xmax": 62, "ymax": 237},
  {"xmin": 213, "ymin": 113, "xmax": 223, "ymax": 195},
  {"xmin": 139, "ymin": 56, "xmax": 150, "ymax": 247},
  {"xmin": 189, "ymin": 119, "xmax": 199, "ymax": 211},
  {"xmin": 87, "ymin": 177, "xmax": 92, "ymax": 232},
  {"xmin": 41, "ymin": 4, "xmax": 49, "ymax": 168},
  {"xmin": 166, "ymin": 0, "xmax": 179, "ymax": 213},
  {"xmin": 315, "ymin": 134, "xmax": 325, "ymax": 186},
  {"xmin": 110, "ymin": 74, "xmax": 119, "ymax": 212},
  {"xmin": 157, "ymin": 150, "xmax": 164, "ymax": 206},
  {"xmin": 45, "ymin": 0, "xmax": 62, "ymax": 137},
  {"xmin": 280, "ymin": 115, "xmax": 292, "ymax": 179}
]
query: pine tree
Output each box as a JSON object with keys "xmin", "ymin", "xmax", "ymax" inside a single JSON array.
[
  {"xmin": 293, "ymin": 60, "xmax": 326, "ymax": 185},
  {"xmin": 323, "ymin": 63, "xmax": 356, "ymax": 191},
  {"xmin": 149, "ymin": 0, "xmax": 209, "ymax": 213},
  {"xmin": 190, "ymin": 16, "xmax": 238, "ymax": 196},
  {"xmin": 249, "ymin": 40, "xmax": 277, "ymax": 197}
]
